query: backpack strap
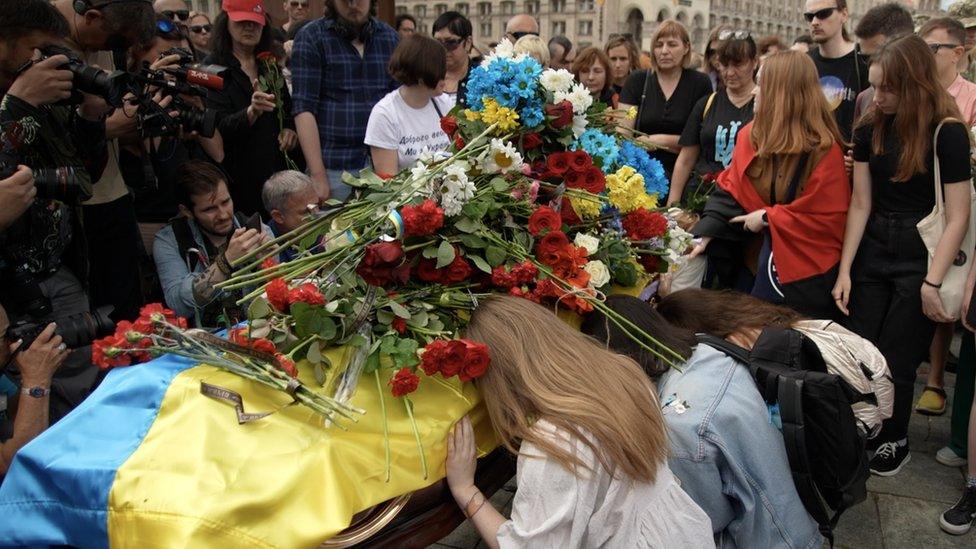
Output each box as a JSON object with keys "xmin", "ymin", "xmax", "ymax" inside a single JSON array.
[
  {"xmin": 695, "ymin": 333, "xmax": 750, "ymax": 364},
  {"xmin": 702, "ymin": 92, "xmax": 717, "ymax": 119},
  {"xmin": 634, "ymin": 69, "xmax": 654, "ymax": 131},
  {"xmin": 172, "ymin": 217, "xmax": 201, "ymax": 272}
]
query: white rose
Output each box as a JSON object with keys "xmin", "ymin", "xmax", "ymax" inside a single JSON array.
[
  {"xmin": 584, "ymin": 260, "xmax": 611, "ymax": 288},
  {"xmin": 574, "ymin": 233, "xmax": 600, "ymax": 255}
]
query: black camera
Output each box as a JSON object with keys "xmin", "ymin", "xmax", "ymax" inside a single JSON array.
[
  {"xmin": 0, "ymin": 123, "xmax": 91, "ymax": 203},
  {"xmin": 37, "ymin": 45, "xmax": 131, "ymax": 108},
  {"xmin": 7, "ymin": 306, "xmax": 115, "ymax": 350},
  {"xmin": 132, "ymin": 47, "xmax": 226, "ymax": 139}
]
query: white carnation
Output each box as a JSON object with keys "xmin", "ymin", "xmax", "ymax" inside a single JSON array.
[
  {"xmin": 540, "ymin": 68, "xmax": 575, "ymax": 94},
  {"xmin": 574, "ymin": 233, "xmax": 600, "ymax": 255},
  {"xmin": 555, "ymin": 82, "xmax": 594, "ymax": 115},
  {"xmin": 583, "ymin": 260, "xmax": 611, "ymax": 288},
  {"xmin": 571, "ymin": 114, "xmax": 589, "ymax": 139}
]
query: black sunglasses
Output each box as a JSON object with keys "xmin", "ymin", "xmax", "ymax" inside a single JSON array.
[
  {"xmin": 162, "ymin": 9, "xmax": 190, "ymax": 22},
  {"xmin": 803, "ymin": 7, "xmax": 838, "ymax": 23},
  {"xmin": 718, "ymin": 30, "xmax": 752, "ymax": 41},
  {"xmin": 437, "ymin": 37, "xmax": 465, "ymax": 51},
  {"xmin": 508, "ymin": 31, "xmax": 539, "ymax": 41},
  {"xmin": 929, "ymin": 42, "xmax": 962, "ymax": 53},
  {"xmin": 190, "ymin": 24, "xmax": 212, "ymax": 34},
  {"xmin": 289, "ymin": 1, "xmax": 309, "ymax": 6}
]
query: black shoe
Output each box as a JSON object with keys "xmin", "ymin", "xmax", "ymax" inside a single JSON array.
[
  {"xmin": 940, "ymin": 485, "xmax": 976, "ymax": 535},
  {"xmin": 869, "ymin": 441, "xmax": 910, "ymax": 476}
]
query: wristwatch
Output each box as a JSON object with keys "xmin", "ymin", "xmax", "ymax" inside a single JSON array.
[{"xmin": 21, "ymin": 386, "xmax": 51, "ymax": 398}]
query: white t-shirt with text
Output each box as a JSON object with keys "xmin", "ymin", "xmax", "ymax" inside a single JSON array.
[{"xmin": 364, "ymin": 88, "xmax": 454, "ymax": 171}]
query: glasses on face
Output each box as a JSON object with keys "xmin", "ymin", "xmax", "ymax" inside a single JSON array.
[
  {"xmin": 190, "ymin": 24, "xmax": 212, "ymax": 34},
  {"xmin": 929, "ymin": 42, "xmax": 961, "ymax": 54},
  {"xmin": 508, "ymin": 31, "xmax": 539, "ymax": 41},
  {"xmin": 803, "ymin": 7, "xmax": 838, "ymax": 23},
  {"xmin": 437, "ymin": 37, "xmax": 464, "ymax": 51},
  {"xmin": 718, "ymin": 30, "xmax": 751, "ymax": 41},
  {"xmin": 162, "ymin": 9, "xmax": 190, "ymax": 22},
  {"xmin": 289, "ymin": 1, "xmax": 309, "ymax": 7}
]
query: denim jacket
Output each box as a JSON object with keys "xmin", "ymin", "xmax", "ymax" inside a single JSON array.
[{"xmin": 657, "ymin": 344, "xmax": 823, "ymax": 549}]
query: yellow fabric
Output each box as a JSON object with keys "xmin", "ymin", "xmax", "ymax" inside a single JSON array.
[{"xmin": 108, "ymin": 346, "xmax": 495, "ymax": 548}]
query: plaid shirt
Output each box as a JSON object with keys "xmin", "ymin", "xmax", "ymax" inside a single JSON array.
[{"xmin": 291, "ymin": 18, "xmax": 399, "ymax": 171}]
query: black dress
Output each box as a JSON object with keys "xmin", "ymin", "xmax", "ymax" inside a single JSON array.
[
  {"xmin": 620, "ymin": 67, "xmax": 712, "ymax": 177},
  {"xmin": 204, "ymin": 52, "xmax": 305, "ymax": 217}
]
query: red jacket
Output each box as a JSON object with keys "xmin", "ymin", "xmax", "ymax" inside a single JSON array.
[{"xmin": 716, "ymin": 123, "xmax": 850, "ymax": 284}]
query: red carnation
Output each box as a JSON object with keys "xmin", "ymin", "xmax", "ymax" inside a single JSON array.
[
  {"xmin": 640, "ymin": 254, "xmax": 663, "ymax": 273},
  {"xmin": 356, "ymin": 241, "xmax": 410, "ymax": 287},
  {"xmin": 622, "ymin": 209, "xmax": 669, "ymax": 241},
  {"xmin": 138, "ymin": 303, "xmax": 186, "ymax": 330},
  {"xmin": 266, "ymin": 278, "xmax": 290, "ymax": 312},
  {"xmin": 440, "ymin": 115, "xmax": 458, "ymax": 136},
  {"xmin": 546, "ymin": 152, "xmax": 571, "ymax": 175},
  {"xmin": 287, "ymin": 283, "xmax": 326, "ymax": 307},
  {"xmin": 546, "ymin": 100, "xmax": 574, "ymax": 129},
  {"xmin": 391, "ymin": 317, "xmax": 407, "ymax": 334},
  {"xmin": 528, "ymin": 206, "xmax": 562, "ymax": 236},
  {"xmin": 275, "ymin": 353, "xmax": 299, "ymax": 378},
  {"xmin": 420, "ymin": 340, "xmax": 448, "ymax": 375},
  {"xmin": 582, "ymin": 166, "xmax": 606, "ymax": 194},
  {"xmin": 569, "ymin": 150, "xmax": 593, "ymax": 172},
  {"xmin": 401, "ymin": 199, "xmax": 445, "ymax": 237},
  {"xmin": 522, "ymin": 132, "xmax": 542, "ymax": 150},
  {"xmin": 92, "ymin": 334, "xmax": 131, "ymax": 370},
  {"xmin": 559, "ymin": 197, "xmax": 581, "ymax": 225},
  {"xmin": 491, "ymin": 265, "xmax": 517, "ymax": 288},
  {"xmin": 389, "ymin": 368, "xmax": 421, "ymax": 397},
  {"xmin": 511, "ymin": 260, "xmax": 539, "ymax": 284},
  {"xmin": 440, "ymin": 340, "xmax": 468, "ymax": 377},
  {"xmin": 454, "ymin": 134, "xmax": 465, "ymax": 149},
  {"xmin": 260, "ymin": 258, "xmax": 279, "ymax": 270},
  {"xmin": 459, "ymin": 341, "xmax": 490, "ymax": 382}
]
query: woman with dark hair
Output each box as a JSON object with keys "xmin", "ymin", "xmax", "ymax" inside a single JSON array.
[
  {"xmin": 364, "ymin": 35, "xmax": 452, "ymax": 174},
  {"xmin": 833, "ymin": 34, "xmax": 972, "ymax": 476},
  {"xmin": 690, "ymin": 51, "xmax": 850, "ymax": 316},
  {"xmin": 669, "ymin": 31, "xmax": 758, "ymax": 206},
  {"xmin": 205, "ymin": 0, "xmax": 304, "ymax": 216},
  {"xmin": 618, "ymin": 21, "xmax": 713, "ymax": 178},
  {"xmin": 571, "ymin": 47, "xmax": 616, "ymax": 106},
  {"xmin": 187, "ymin": 12, "xmax": 212, "ymax": 59},
  {"xmin": 581, "ymin": 294, "xmax": 822, "ymax": 548},
  {"xmin": 445, "ymin": 296, "xmax": 712, "ymax": 547},
  {"xmin": 432, "ymin": 11, "xmax": 480, "ymax": 108},
  {"xmin": 702, "ymin": 25, "xmax": 730, "ymax": 89}
]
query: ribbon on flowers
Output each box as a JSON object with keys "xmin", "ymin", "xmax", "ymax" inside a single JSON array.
[
  {"xmin": 200, "ymin": 382, "xmax": 273, "ymax": 424},
  {"xmin": 386, "ymin": 209, "xmax": 404, "ymax": 239}
]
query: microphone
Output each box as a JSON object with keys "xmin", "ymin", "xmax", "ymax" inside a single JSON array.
[{"xmin": 185, "ymin": 67, "xmax": 225, "ymax": 91}]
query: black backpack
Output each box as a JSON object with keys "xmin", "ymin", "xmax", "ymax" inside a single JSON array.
[{"xmin": 697, "ymin": 328, "xmax": 870, "ymax": 546}]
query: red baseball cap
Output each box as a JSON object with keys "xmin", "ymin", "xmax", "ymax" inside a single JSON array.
[{"xmin": 222, "ymin": 0, "xmax": 267, "ymax": 26}]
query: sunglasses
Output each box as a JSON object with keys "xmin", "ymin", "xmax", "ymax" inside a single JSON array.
[
  {"xmin": 289, "ymin": 1, "xmax": 309, "ymax": 6},
  {"xmin": 162, "ymin": 9, "xmax": 190, "ymax": 22},
  {"xmin": 190, "ymin": 24, "xmax": 212, "ymax": 34},
  {"xmin": 508, "ymin": 31, "xmax": 539, "ymax": 40},
  {"xmin": 718, "ymin": 30, "xmax": 751, "ymax": 41},
  {"xmin": 437, "ymin": 37, "xmax": 465, "ymax": 51},
  {"xmin": 803, "ymin": 7, "xmax": 838, "ymax": 23},
  {"xmin": 929, "ymin": 42, "xmax": 961, "ymax": 53}
]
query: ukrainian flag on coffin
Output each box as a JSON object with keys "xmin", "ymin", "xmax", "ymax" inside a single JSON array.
[{"xmin": 0, "ymin": 347, "xmax": 494, "ymax": 548}]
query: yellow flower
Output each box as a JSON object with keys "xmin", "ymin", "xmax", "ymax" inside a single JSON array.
[
  {"xmin": 570, "ymin": 194, "xmax": 602, "ymax": 219},
  {"xmin": 626, "ymin": 106, "xmax": 637, "ymax": 120},
  {"xmin": 480, "ymin": 98, "xmax": 520, "ymax": 134},
  {"xmin": 464, "ymin": 109, "xmax": 481, "ymax": 121},
  {"xmin": 606, "ymin": 167, "xmax": 655, "ymax": 213}
]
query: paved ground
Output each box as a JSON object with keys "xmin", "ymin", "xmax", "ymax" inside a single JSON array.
[{"xmin": 430, "ymin": 359, "xmax": 976, "ymax": 549}]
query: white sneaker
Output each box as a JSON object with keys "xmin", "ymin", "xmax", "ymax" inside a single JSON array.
[{"xmin": 937, "ymin": 446, "xmax": 967, "ymax": 467}]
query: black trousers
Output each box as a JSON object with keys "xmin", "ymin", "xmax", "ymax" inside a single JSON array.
[
  {"xmin": 82, "ymin": 194, "xmax": 143, "ymax": 322},
  {"xmin": 848, "ymin": 211, "xmax": 935, "ymax": 444}
]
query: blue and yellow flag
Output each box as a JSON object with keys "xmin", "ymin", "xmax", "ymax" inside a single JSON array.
[{"xmin": 0, "ymin": 350, "xmax": 493, "ymax": 547}]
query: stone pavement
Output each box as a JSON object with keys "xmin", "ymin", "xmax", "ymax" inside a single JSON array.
[{"xmin": 430, "ymin": 363, "xmax": 976, "ymax": 549}]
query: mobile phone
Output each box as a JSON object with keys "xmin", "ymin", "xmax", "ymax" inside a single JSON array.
[{"xmin": 244, "ymin": 213, "xmax": 261, "ymax": 232}]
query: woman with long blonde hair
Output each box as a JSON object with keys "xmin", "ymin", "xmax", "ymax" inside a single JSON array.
[
  {"xmin": 445, "ymin": 296, "xmax": 713, "ymax": 548},
  {"xmin": 690, "ymin": 50, "xmax": 850, "ymax": 319},
  {"xmin": 832, "ymin": 34, "xmax": 972, "ymax": 477}
]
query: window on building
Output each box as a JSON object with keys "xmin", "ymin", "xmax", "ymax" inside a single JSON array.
[
  {"xmin": 525, "ymin": 1, "xmax": 540, "ymax": 14},
  {"xmin": 414, "ymin": 5, "xmax": 426, "ymax": 18},
  {"xmin": 578, "ymin": 20, "xmax": 592, "ymax": 36},
  {"xmin": 553, "ymin": 0, "xmax": 566, "ymax": 13},
  {"xmin": 396, "ymin": 6, "xmax": 407, "ymax": 15},
  {"xmin": 480, "ymin": 21, "xmax": 493, "ymax": 37},
  {"xmin": 552, "ymin": 20, "xmax": 566, "ymax": 35},
  {"xmin": 456, "ymin": 3, "xmax": 469, "ymax": 15},
  {"xmin": 198, "ymin": 0, "xmax": 210, "ymax": 14},
  {"xmin": 577, "ymin": 0, "xmax": 595, "ymax": 11},
  {"xmin": 478, "ymin": 2, "xmax": 491, "ymax": 15},
  {"xmin": 435, "ymin": 3, "xmax": 448, "ymax": 16},
  {"xmin": 501, "ymin": 1, "xmax": 515, "ymax": 15}
]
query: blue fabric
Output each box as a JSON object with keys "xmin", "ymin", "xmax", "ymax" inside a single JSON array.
[
  {"xmin": 290, "ymin": 18, "xmax": 399, "ymax": 171},
  {"xmin": 0, "ymin": 353, "xmax": 196, "ymax": 548},
  {"xmin": 658, "ymin": 344, "xmax": 823, "ymax": 549}
]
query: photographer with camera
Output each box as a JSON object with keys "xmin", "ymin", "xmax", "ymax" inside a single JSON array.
[{"xmin": 0, "ymin": 304, "xmax": 70, "ymax": 476}]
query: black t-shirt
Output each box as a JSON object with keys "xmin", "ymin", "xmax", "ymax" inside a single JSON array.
[
  {"xmin": 119, "ymin": 140, "xmax": 221, "ymax": 223},
  {"xmin": 853, "ymin": 119, "xmax": 971, "ymax": 213},
  {"xmin": 679, "ymin": 91, "xmax": 755, "ymax": 187},
  {"xmin": 620, "ymin": 68, "xmax": 713, "ymax": 176},
  {"xmin": 809, "ymin": 47, "xmax": 869, "ymax": 143}
]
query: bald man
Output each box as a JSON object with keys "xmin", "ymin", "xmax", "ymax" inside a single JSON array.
[
  {"xmin": 505, "ymin": 14, "xmax": 539, "ymax": 43},
  {"xmin": 154, "ymin": 0, "xmax": 190, "ymax": 25}
]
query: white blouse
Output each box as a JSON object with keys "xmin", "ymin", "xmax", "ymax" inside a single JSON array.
[{"xmin": 497, "ymin": 420, "xmax": 714, "ymax": 548}]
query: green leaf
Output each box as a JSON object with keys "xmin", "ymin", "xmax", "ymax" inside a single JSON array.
[
  {"xmin": 364, "ymin": 351, "xmax": 380, "ymax": 374},
  {"xmin": 427, "ymin": 316, "xmax": 445, "ymax": 332},
  {"xmin": 469, "ymin": 254, "xmax": 492, "ymax": 274},
  {"xmin": 389, "ymin": 300, "xmax": 411, "ymax": 319},
  {"xmin": 614, "ymin": 263, "xmax": 638, "ymax": 288},
  {"xmin": 247, "ymin": 297, "xmax": 272, "ymax": 320},
  {"xmin": 376, "ymin": 309, "xmax": 395, "ymax": 324},
  {"xmin": 406, "ymin": 310, "xmax": 429, "ymax": 328},
  {"xmin": 457, "ymin": 234, "xmax": 487, "ymax": 249},
  {"xmin": 422, "ymin": 245, "xmax": 440, "ymax": 259},
  {"xmin": 454, "ymin": 217, "xmax": 482, "ymax": 233},
  {"xmin": 343, "ymin": 334, "xmax": 368, "ymax": 348},
  {"xmin": 485, "ymin": 246, "xmax": 507, "ymax": 267},
  {"xmin": 292, "ymin": 303, "xmax": 338, "ymax": 341},
  {"xmin": 436, "ymin": 239, "xmax": 456, "ymax": 269},
  {"xmin": 462, "ymin": 200, "xmax": 489, "ymax": 220},
  {"xmin": 307, "ymin": 341, "xmax": 322, "ymax": 364},
  {"xmin": 490, "ymin": 177, "xmax": 510, "ymax": 192},
  {"xmin": 313, "ymin": 363, "xmax": 326, "ymax": 387}
]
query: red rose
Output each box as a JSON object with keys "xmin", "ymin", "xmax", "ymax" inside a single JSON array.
[
  {"xmin": 564, "ymin": 170, "xmax": 584, "ymax": 189},
  {"xmin": 528, "ymin": 206, "xmax": 562, "ymax": 236},
  {"xmin": 275, "ymin": 353, "xmax": 299, "ymax": 378},
  {"xmin": 443, "ymin": 255, "xmax": 474, "ymax": 284},
  {"xmin": 266, "ymin": 278, "xmax": 290, "ymax": 311},
  {"xmin": 356, "ymin": 242, "xmax": 410, "ymax": 287},
  {"xmin": 582, "ymin": 166, "xmax": 606, "ymax": 194},
  {"xmin": 256, "ymin": 51, "xmax": 275, "ymax": 61},
  {"xmin": 546, "ymin": 100, "xmax": 574, "ymax": 129},
  {"xmin": 530, "ymin": 159, "xmax": 549, "ymax": 178},
  {"xmin": 420, "ymin": 340, "xmax": 448, "ymax": 375},
  {"xmin": 559, "ymin": 197, "xmax": 581, "ymax": 225},
  {"xmin": 459, "ymin": 341, "xmax": 491, "ymax": 382},
  {"xmin": 536, "ymin": 230, "xmax": 570, "ymax": 258},
  {"xmin": 402, "ymin": 199, "xmax": 445, "ymax": 237},
  {"xmin": 546, "ymin": 152, "xmax": 570, "ymax": 175},
  {"xmin": 440, "ymin": 340, "xmax": 468, "ymax": 377},
  {"xmin": 92, "ymin": 334, "xmax": 131, "ymax": 369},
  {"xmin": 640, "ymin": 254, "xmax": 663, "ymax": 273},
  {"xmin": 287, "ymin": 283, "xmax": 326, "ymax": 307},
  {"xmin": 251, "ymin": 338, "xmax": 277, "ymax": 355},
  {"xmin": 440, "ymin": 115, "xmax": 458, "ymax": 136},
  {"xmin": 522, "ymin": 132, "xmax": 543, "ymax": 150},
  {"xmin": 391, "ymin": 317, "xmax": 407, "ymax": 334},
  {"xmin": 622, "ymin": 209, "xmax": 669, "ymax": 241},
  {"xmin": 417, "ymin": 258, "xmax": 443, "ymax": 283},
  {"xmin": 389, "ymin": 368, "xmax": 421, "ymax": 397},
  {"xmin": 569, "ymin": 150, "xmax": 593, "ymax": 172}
]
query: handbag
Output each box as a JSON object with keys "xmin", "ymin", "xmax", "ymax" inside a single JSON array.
[{"xmin": 915, "ymin": 119, "xmax": 976, "ymax": 318}]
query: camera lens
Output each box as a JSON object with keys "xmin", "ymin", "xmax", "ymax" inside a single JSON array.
[
  {"xmin": 32, "ymin": 167, "xmax": 91, "ymax": 203},
  {"xmin": 181, "ymin": 107, "xmax": 217, "ymax": 139}
]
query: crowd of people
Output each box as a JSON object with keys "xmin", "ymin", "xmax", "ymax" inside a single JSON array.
[{"xmin": 2, "ymin": 0, "xmax": 976, "ymax": 544}]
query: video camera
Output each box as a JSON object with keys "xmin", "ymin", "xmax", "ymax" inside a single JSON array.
[
  {"xmin": 131, "ymin": 48, "xmax": 227, "ymax": 139},
  {"xmin": 37, "ymin": 45, "xmax": 131, "ymax": 108}
]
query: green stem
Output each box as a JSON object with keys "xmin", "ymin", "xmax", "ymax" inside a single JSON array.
[
  {"xmin": 404, "ymin": 396, "xmax": 428, "ymax": 480},
  {"xmin": 375, "ymin": 370, "xmax": 391, "ymax": 482}
]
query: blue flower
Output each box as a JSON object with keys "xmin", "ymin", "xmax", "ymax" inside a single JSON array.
[
  {"xmin": 521, "ymin": 104, "xmax": 544, "ymax": 128},
  {"xmin": 571, "ymin": 129, "xmax": 620, "ymax": 169},
  {"xmin": 615, "ymin": 141, "xmax": 670, "ymax": 197}
]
